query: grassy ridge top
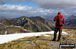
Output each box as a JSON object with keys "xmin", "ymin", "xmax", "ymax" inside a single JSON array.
[{"xmin": 0, "ymin": 29, "xmax": 76, "ymax": 49}]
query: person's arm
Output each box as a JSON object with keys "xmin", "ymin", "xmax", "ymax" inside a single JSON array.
[
  {"xmin": 62, "ymin": 15, "xmax": 65, "ymax": 24},
  {"xmin": 62, "ymin": 18, "xmax": 65, "ymax": 24},
  {"xmin": 63, "ymin": 18, "xmax": 65, "ymax": 24},
  {"xmin": 53, "ymin": 16, "xmax": 56, "ymax": 21}
]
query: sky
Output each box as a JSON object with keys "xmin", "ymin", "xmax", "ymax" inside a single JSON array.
[{"xmin": 0, "ymin": 0, "xmax": 76, "ymax": 18}]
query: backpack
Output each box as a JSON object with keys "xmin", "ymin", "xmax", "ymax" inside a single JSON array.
[{"xmin": 56, "ymin": 16, "xmax": 64, "ymax": 27}]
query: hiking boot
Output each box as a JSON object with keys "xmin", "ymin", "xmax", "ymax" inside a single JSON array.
[
  {"xmin": 51, "ymin": 39, "xmax": 56, "ymax": 41},
  {"xmin": 57, "ymin": 39, "xmax": 60, "ymax": 41}
]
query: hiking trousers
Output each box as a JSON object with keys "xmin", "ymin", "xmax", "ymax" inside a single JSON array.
[{"xmin": 53, "ymin": 28, "xmax": 62, "ymax": 40}]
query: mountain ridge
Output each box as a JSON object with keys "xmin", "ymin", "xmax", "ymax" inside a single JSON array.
[
  {"xmin": 0, "ymin": 16, "xmax": 55, "ymax": 34},
  {"xmin": 64, "ymin": 15, "xmax": 76, "ymax": 29}
]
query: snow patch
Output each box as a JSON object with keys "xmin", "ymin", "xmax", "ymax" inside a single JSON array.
[{"xmin": 0, "ymin": 31, "xmax": 68, "ymax": 44}]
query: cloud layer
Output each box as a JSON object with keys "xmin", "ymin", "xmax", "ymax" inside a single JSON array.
[
  {"xmin": 30, "ymin": 0, "xmax": 76, "ymax": 8},
  {"xmin": 0, "ymin": 0, "xmax": 76, "ymax": 8},
  {"xmin": 0, "ymin": 4, "xmax": 76, "ymax": 18},
  {"xmin": 0, "ymin": 4, "xmax": 52, "ymax": 17}
]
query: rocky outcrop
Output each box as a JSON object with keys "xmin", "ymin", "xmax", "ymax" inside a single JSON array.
[
  {"xmin": 10, "ymin": 16, "xmax": 55, "ymax": 32},
  {"xmin": 0, "ymin": 23, "xmax": 31, "ymax": 35},
  {"xmin": 0, "ymin": 16, "xmax": 55, "ymax": 33}
]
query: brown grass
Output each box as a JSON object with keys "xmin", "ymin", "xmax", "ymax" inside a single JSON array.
[{"xmin": 0, "ymin": 29, "xmax": 76, "ymax": 49}]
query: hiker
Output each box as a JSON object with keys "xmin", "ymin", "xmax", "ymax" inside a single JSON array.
[{"xmin": 52, "ymin": 12, "xmax": 65, "ymax": 41}]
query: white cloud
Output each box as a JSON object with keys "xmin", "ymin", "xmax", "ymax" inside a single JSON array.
[
  {"xmin": 0, "ymin": 0, "xmax": 76, "ymax": 8},
  {"xmin": 0, "ymin": 4, "xmax": 51, "ymax": 17},
  {"xmin": 0, "ymin": 4, "xmax": 76, "ymax": 18},
  {"xmin": 30, "ymin": 0, "xmax": 76, "ymax": 8}
]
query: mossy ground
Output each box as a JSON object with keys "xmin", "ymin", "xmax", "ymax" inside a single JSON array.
[{"xmin": 0, "ymin": 29, "xmax": 76, "ymax": 49}]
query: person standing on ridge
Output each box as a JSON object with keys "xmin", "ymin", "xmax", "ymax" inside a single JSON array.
[{"xmin": 52, "ymin": 12, "xmax": 65, "ymax": 41}]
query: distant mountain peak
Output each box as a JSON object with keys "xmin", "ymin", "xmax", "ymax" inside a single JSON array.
[
  {"xmin": 39, "ymin": 16, "xmax": 46, "ymax": 19},
  {"xmin": 0, "ymin": 16, "xmax": 55, "ymax": 33}
]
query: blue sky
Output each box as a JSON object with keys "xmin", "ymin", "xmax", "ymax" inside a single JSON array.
[{"xmin": 5, "ymin": 2, "xmax": 40, "ymax": 8}]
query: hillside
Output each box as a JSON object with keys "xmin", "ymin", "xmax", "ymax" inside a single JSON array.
[
  {"xmin": 10, "ymin": 16, "xmax": 54, "ymax": 32},
  {"xmin": 0, "ymin": 16, "xmax": 54, "ymax": 34},
  {"xmin": 64, "ymin": 15, "xmax": 76, "ymax": 29},
  {"xmin": 0, "ymin": 29, "xmax": 76, "ymax": 49},
  {"xmin": 0, "ymin": 23, "xmax": 31, "ymax": 34}
]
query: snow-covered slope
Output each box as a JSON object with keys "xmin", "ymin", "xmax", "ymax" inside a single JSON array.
[{"xmin": 0, "ymin": 31, "xmax": 68, "ymax": 44}]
